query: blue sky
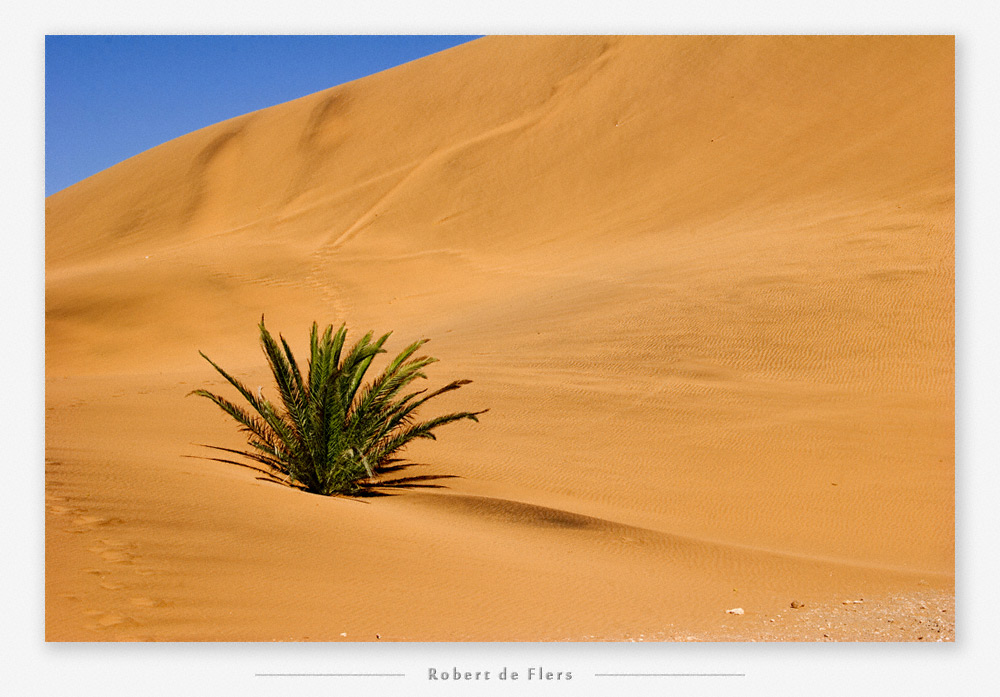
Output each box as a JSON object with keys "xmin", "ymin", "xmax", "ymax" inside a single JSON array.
[{"xmin": 44, "ymin": 35, "xmax": 482, "ymax": 196}]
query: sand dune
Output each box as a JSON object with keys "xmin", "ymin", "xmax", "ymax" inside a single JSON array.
[{"xmin": 45, "ymin": 35, "xmax": 954, "ymax": 641}]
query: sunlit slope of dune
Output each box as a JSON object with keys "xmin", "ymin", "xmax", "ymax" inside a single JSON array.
[
  {"xmin": 45, "ymin": 35, "xmax": 953, "ymax": 640},
  {"xmin": 46, "ymin": 36, "xmax": 952, "ymax": 366}
]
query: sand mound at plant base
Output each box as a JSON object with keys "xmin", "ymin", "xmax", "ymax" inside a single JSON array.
[{"xmin": 45, "ymin": 35, "xmax": 953, "ymax": 641}]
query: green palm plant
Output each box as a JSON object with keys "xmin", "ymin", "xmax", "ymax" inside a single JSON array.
[{"xmin": 190, "ymin": 317, "xmax": 485, "ymax": 496}]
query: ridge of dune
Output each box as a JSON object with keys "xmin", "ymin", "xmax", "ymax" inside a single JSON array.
[
  {"xmin": 46, "ymin": 35, "xmax": 954, "ymax": 641},
  {"xmin": 399, "ymin": 491, "xmax": 953, "ymax": 580}
]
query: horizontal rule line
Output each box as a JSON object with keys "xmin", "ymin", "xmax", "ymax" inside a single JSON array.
[
  {"xmin": 255, "ymin": 673, "xmax": 406, "ymax": 677},
  {"xmin": 594, "ymin": 673, "xmax": 746, "ymax": 677}
]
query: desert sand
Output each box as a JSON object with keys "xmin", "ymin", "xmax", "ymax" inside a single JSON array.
[{"xmin": 45, "ymin": 35, "xmax": 954, "ymax": 641}]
